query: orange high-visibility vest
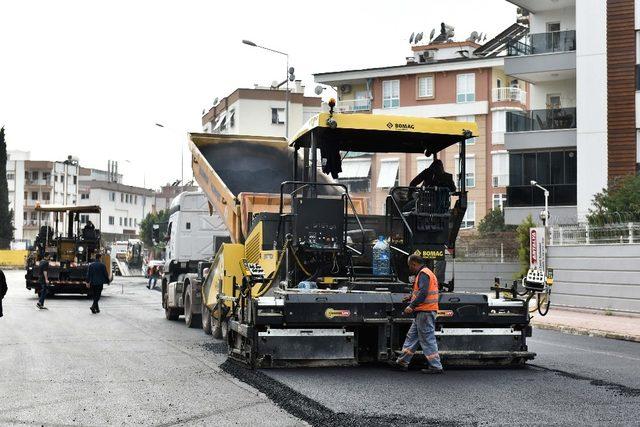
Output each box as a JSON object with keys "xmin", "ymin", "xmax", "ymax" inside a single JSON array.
[{"xmin": 411, "ymin": 267, "xmax": 439, "ymax": 312}]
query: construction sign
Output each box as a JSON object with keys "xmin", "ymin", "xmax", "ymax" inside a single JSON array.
[{"xmin": 529, "ymin": 227, "xmax": 546, "ymax": 272}]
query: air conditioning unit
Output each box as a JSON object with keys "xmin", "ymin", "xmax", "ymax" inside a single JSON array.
[
  {"xmin": 340, "ymin": 84, "xmax": 352, "ymax": 94},
  {"xmin": 492, "ymin": 176, "xmax": 499, "ymax": 188}
]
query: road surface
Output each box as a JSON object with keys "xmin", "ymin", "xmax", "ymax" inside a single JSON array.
[{"xmin": 1, "ymin": 270, "xmax": 638, "ymax": 426}]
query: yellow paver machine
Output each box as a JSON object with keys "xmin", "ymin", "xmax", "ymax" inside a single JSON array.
[{"xmin": 191, "ymin": 108, "xmax": 546, "ymax": 368}]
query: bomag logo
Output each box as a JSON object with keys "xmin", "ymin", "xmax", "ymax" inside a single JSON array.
[
  {"xmin": 325, "ymin": 308, "xmax": 351, "ymax": 319},
  {"xmin": 413, "ymin": 249, "xmax": 444, "ymax": 259},
  {"xmin": 387, "ymin": 122, "xmax": 415, "ymax": 130}
]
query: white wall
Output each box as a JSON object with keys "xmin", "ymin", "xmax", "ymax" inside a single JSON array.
[
  {"xmin": 234, "ymin": 98, "xmax": 307, "ymax": 137},
  {"xmin": 529, "ymin": 7, "xmax": 576, "ymax": 33},
  {"xmin": 81, "ymin": 188, "xmax": 154, "ymax": 238},
  {"xmin": 576, "ymin": 0, "xmax": 607, "ymax": 220},
  {"xmin": 529, "ymin": 79, "xmax": 576, "ymax": 110},
  {"xmin": 372, "ymin": 101, "xmax": 489, "ymax": 118},
  {"xmin": 6, "ymin": 150, "xmax": 30, "ymax": 240}
]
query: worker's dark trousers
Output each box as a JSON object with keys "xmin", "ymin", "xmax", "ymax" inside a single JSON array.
[
  {"xmin": 0, "ymin": 298, "xmax": 3, "ymax": 317},
  {"xmin": 91, "ymin": 285, "xmax": 103, "ymax": 310},
  {"xmin": 38, "ymin": 283, "xmax": 48, "ymax": 306}
]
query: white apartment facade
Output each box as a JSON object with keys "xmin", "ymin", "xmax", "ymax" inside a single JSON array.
[
  {"xmin": 78, "ymin": 181, "xmax": 155, "ymax": 242},
  {"xmin": 201, "ymin": 82, "xmax": 322, "ymax": 137},
  {"xmin": 504, "ymin": 0, "xmax": 637, "ymax": 224}
]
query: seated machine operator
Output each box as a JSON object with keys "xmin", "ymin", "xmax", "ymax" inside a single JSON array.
[{"xmin": 408, "ymin": 155, "xmax": 455, "ymax": 287}]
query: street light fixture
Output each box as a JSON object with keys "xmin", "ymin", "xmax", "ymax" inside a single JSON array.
[
  {"xmin": 242, "ymin": 39, "xmax": 292, "ymax": 138},
  {"xmin": 530, "ymin": 180, "xmax": 550, "ymax": 226}
]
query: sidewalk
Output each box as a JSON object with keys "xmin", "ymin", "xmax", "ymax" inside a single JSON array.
[{"xmin": 531, "ymin": 307, "xmax": 640, "ymax": 343}]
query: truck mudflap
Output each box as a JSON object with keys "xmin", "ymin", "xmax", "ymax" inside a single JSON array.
[{"xmin": 256, "ymin": 328, "xmax": 357, "ymax": 368}]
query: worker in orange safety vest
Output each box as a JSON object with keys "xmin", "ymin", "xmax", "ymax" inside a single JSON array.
[{"xmin": 390, "ymin": 254, "xmax": 443, "ymax": 374}]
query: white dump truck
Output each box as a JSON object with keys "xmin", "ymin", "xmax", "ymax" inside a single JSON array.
[{"xmin": 161, "ymin": 191, "xmax": 229, "ymax": 327}]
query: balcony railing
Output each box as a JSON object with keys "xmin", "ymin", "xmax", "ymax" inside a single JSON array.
[
  {"xmin": 507, "ymin": 184, "xmax": 577, "ymax": 207},
  {"xmin": 336, "ymin": 98, "xmax": 371, "ymax": 113},
  {"xmin": 507, "ymin": 30, "xmax": 576, "ymax": 56},
  {"xmin": 492, "ymin": 87, "xmax": 527, "ymax": 104},
  {"xmin": 506, "ymin": 107, "xmax": 576, "ymax": 132}
]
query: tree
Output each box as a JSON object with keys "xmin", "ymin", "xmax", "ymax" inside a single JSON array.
[
  {"xmin": 0, "ymin": 127, "xmax": 14, "ymax": 248},
  {"xmin": 139, "ymin": 209, "xmax": 169, "ymax": 248},
  {"xmin": 477, "ymin": 208, "xmax": 516, "ymax": 236},
  {"xmin": 587, "ymin": 175, "xmax": 640, "ymax": 225},
  {"xmin": 515, "ymin": 214, "xmax": 535, "ymax": 279}
]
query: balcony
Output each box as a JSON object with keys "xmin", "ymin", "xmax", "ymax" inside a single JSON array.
[
  {"xmin": 492, "ymin": 87, "xmax": 527, "ymax": 104},
  {"xmin": 507, "ymin": 30, "xmax": 576, "ymax": 56},
  {"xmin": 507, "ymin": 107, "xmax": 576, "ymax": 132},
  {"xmin": 504, "ymin": 30, "xmax": 576, "ymax": 83},
  {"xmin": 336, "ymin": 99, "xmax": 371, "ymax": 113}
]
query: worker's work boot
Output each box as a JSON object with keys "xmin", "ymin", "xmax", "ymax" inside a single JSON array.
[
  {"xmin": 421, "ymin": 367, "xmax": 443, "ymax": 375},
  {"xmin": 388, "ymin": 359, "xmax": 409, "ymax": 372}
]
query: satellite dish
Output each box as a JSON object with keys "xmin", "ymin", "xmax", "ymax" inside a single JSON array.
[
  {"xmin": 415, "ymin": 32, "xmax": 423, "ymax": 44},
  {"xmin": 314, "ymin": 85, "xmax": 324, "ymax": 96},
  {"xmin": 409, "ymin": 32, "xmax": 415, "ymax": 44},
  {"xmin": 271, "ymin": 80, "xmax": 279, "ymax": 88},
  {"xmin": 429, "ymin": 28, "xmax": 436, "ymax": 41},
  {"xmin": 213, "ymin": 97, "xmax": 219, "ymax": 106},
  {"xmin": 467, "ymin": 31, "xmax": 479, "ymax": 42}
]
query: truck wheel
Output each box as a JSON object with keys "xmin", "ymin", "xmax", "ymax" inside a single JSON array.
[
  {"xmin": 164, "ymin": 294, "xmax": 179, "ymax": 321},
  {"xmin": 184, "ymin": 285, "xmax": 202, "ymax": 329},
  {"xmin": 202, "ymin": 302, "xmax": 212, "ymax": 335}
]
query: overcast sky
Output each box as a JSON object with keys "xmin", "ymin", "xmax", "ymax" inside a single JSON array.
[{"xmin": 0, "ymin": 0, "xmax": 516, "ymax": 189}]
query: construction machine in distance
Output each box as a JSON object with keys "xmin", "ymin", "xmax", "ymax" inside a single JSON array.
[
  {"xmin": 25, "ymin": 204, "xmax": 111, "ymax": 296},
  {"xmin": 188, "ymin": 109, "xmax": 552, "ymax": 368},
  {"xmin": 111, "ymin": 239, "xmax": 144, "ymax": 276}
]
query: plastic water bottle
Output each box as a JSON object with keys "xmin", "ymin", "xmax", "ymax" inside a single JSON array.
[{"xmin": 372, "ymin": 236, "xmax": 390, "ymax": 276}]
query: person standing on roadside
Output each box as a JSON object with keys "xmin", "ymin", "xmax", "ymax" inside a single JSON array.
[
  {"xmin": 147, "ymin": 265, "xmax": 159, "ymax": 290},
  {"xmin": 86, "ymin": 253, "xmax": 111, "ymax": 314},
  {"xmin": 36, "ymin": 254, "xmax": 50, "ymax": 310},
  {"xmin": 390, "ymin": 254, "xmax": 443, "ymax": 374},
  {"xmin": 0, "ymin": 269, "xmax": 7, "ymax": 317}
]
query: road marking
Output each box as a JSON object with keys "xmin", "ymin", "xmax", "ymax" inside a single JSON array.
[{"xmin": 529, "ymin": 338, "xmax": 640, "ymax": 362}]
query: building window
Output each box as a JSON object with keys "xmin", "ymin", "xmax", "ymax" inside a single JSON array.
[
  {"xmin": 493, "ymin": 194, "xmax": 507, "ymax": 210},
  {"xmin": 31, "ymin": 171, "xmax": 39, "ymax": 180},
  {"xmin": 81, "ymin": 193, "xmax": 89, "ymax": 200},
  {"xmin": 6, "ymin": 173, "xmax": 14, "ymax": 180},
  {"xmin": 80, "ymin": 214, "xmax": 88, "ymax": 224},
  {"xmin": 134, "ymin": 218, "xmax": 137, "ymax": 227},
  {"xmin": 417, "ymin": 75, "xmax": 434, "ymax": 98},
  {"xmin": 121, "ymin": 193, "xmax": 124, "ymax": 203},
  {"xmin": 229, "ymin": 109, "xmax": 236, "ymax": 127},
  {"xmin": 31, "ymin": 211, "xmax": 37, "ymax": 221},
  {"xmin": 119, "ymin": 217, "xmax": 122, "ymax": 226},
  {"xmin": 110, "ymin": 192, "xmax": 115, "ymax": 201},
  {"xmin": 23, "ymin": 212, "xmax": 27, "ymax": 221},
  {"xmin": 456, "ymin": 73, "xmax": 475, "ymax": 103},
  {"xmin": 42, "ymin": 172, "xmax": 50, "ymax": 181},
  {"xmin": 271, "ymin": 108, "xmax": 285, "ymax": 124},
  {"xmin": 377, "ymin": 158, "xmax": 400, "ymax": 188},
  {"xmin": 186, "ymin": 222, "xmax": 191, "ymax": 230},
  {"xmin": 456, "ymin": 116, "xmax": 476, "ymax": 144},
  {"xmin": 491, "ymin": 152, "xmax": 509, "ymax": 187},
  {"xmin": 73, "ymin": 176, "xmax": 77, "ymax": 184},
  {"xmin": 461, "ymin": 201, "xmax": 476, "ymax": 229},
  {"xmin": 54, "ymin": 175, "xmax": 58, "ymax": 182},
  {"xmin": 382, "ymin": 80, "xmax": 400, "ymax": 109},
  {"xmin": 134, "ymin": 195, "xmax": 137, "ymax": 204},
  {"xmin": 455, "ymin": 156, "xmax": 475, "ymax": 188},
  {"xmin": 60, "ymin": 175, "xmax": 64, "ymax": 183},
  {"xmin": 109, "ymin": 216, "xmax": 115, "ymax": 225},
  {"xmin": 42, "ymin": 192, "xmax": 50, "ymax": 201},
  {"xmin": 31, "ymin": 191, "xmax": 38, "ymax": 200}
]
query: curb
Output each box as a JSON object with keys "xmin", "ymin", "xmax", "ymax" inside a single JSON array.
[{"xmin": 533, "ymin": 322, "xmax": 640, "ymax": 343}]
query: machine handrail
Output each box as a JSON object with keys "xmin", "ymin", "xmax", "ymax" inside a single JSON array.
[{"xmin": 385, "ymin": 193, "xmax": 414, "ymax": 239}]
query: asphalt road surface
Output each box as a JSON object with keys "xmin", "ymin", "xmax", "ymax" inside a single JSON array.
[{"xmin": 1, "ymin": 271, "xmax": 639, "ymax": 426}]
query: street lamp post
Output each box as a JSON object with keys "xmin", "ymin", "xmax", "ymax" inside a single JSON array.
[
  {"xmin": 155, "ymin": 122, "xmax": 183, "ymax": 184},
  {"xmin": 530, "ymin": 180, "xmax": 550, "ymax": 227},
  {"xmin": 242, "ymin": 39, "xmax": 291, "ymax": 139}
]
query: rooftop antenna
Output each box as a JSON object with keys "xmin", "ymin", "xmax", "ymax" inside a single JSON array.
[{"xmin": 409, "ymin": 32, "xmax": 415, "ymax": 44}]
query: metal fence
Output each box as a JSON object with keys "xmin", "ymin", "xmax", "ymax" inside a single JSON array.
[{"xmin": 550, "ymin": 223, "xmax": 640, "ymax": 245}]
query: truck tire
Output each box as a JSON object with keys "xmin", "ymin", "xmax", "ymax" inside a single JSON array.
[
  {"xmin": 202, "ymin": 302, "xmax": 212, "ymax": 335},
  {"xmin": 184, "ymin": 284, "xmax": 202, "ymax": 329},
  {"xmin": 164, "ymin": 293, "xmax": 180, "ymax": 321}
]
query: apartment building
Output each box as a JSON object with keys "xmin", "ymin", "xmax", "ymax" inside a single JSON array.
[
  {"xmin": 78, "ymin": 180, "xmax": 155, "ymax": 242},
  {"xmin": 314, "ymin": 35, "xmax": 529, "ymax": 228},
  {"xmin": 503, "ymin": 0, "xmax": 638, "ymax": 224},
  {"xmin": 7, "ymin": 155, "xmax": 80, "ymax": 243},
  {"xmin": 201, "ymin": 82, "xmax": 322, "ymax": 137}
]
